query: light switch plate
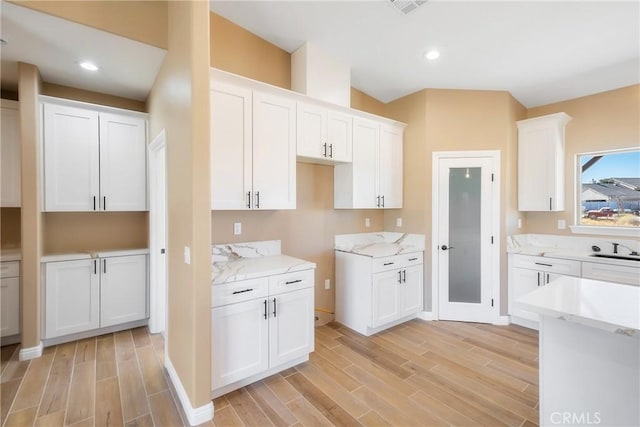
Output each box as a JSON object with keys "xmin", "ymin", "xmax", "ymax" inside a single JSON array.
[
  {"xmin": 233, "ymin": 222, "xmax": 242, "ymax": 235},
  {"xmin": 558, "ymin": 219, "xmax": 566, "ymax": 230},
  {"xmin": 365, "ymin": 218, "xmax": 371, "ymax": 228},
  {"xmin": 396, "ymin": 218, "xmax": 402, "ymax": 227},
  {"xmin": 184, "ymin": 246, "xmax": 191, "ymax": 265},
  {"xmin": 324, "ymin": 279, "xmax": 330, "ymax": 290}
]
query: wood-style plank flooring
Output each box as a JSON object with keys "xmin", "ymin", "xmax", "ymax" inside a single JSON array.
[{"xmin": 2, "ymin": 320, "xmax": 539, "ymax": 427}]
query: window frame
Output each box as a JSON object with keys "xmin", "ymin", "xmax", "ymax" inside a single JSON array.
[{"xmin": 570, "ymin": 148, "xmax": 640, "ymax": 237}]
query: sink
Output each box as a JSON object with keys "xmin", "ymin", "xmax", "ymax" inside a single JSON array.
[{"xmin": 590, "ymin": 253, "xmax": 640, "ymax": 262}]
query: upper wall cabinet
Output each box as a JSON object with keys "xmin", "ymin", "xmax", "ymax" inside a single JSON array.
[
  {"xmin": 334, "ymin": 118, "xmax": 404, "ymax": 209},
  {"xmin": 296, "ymin": 102, "xmax": 352, "ymax": 164},
  {"xmin": 1, "ymin": 100, "xmax": 21, "ymax": 207},
  {"xmin": 517, "ymin": 112, "xmax": 572, "ymax": 212},
  {"xmin": 42, "ymin": 98, "xmax": 148, "ymax": 212},
  {"xmin": 211, "ymin": 82, "xmax": 296, "ymax": 210}
]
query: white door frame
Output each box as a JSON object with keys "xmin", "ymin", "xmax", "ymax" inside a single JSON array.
[
  {"xmin": 431, "ymin": 150, "xmax": 501, "ymax": 323},
  {"xmin": 148, "ymin": 130, "xmax": 168, "ymax": 335}
]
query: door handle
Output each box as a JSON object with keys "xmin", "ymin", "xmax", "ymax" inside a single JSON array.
[
  {"xmin": 398, "ymin": 270, "xmax": 402, "ymax": 283},
  {"xmin": 546, "ymin": 273, "xmax": 550, "ymax": 284},
  {"xmin": 537, "ymin": 272, "xmax": 541, "ymax": 287},
  {"xmin": 402, "ymin": 269, "xmax": 406, "ymax": 283},
  {"xmin": 93, "ymin": 196, "xmax": 96, "ymax": 211},
  {"xmin": 247, "ymin": 191, "xmax": 251, "ymax": 209},
  {"xmin": 376, "ymin": 195, "xmax": 380, "ymax": 208},
  {"xmin": 103, "ymin": 259, "xmax": 107, "ymax": 274},
  {"xmin": 272, "ymin": 297, "xmax": 277, "ymax": 317},
  {"xmin": 323, "ymin": 143, "xmax": 327, "ymax": 157},
  {"xmin": 103, "ymin": 196, "xmax": 107, "ymax": 211},
  {"xmin": 381, "ymin": 195, "xmax": 385, "ymax": 208},
  {"xmin": 441, "ymin": 245, "xmax": 454, "ymax": 251},
  {"xmin": 264, "ymin": 299, "xmax": 268, "ymax": 320},
  {"xmin": 255, "ymin": 191, "xmax": 260, "ymax": 209},
  {"xmin": 329, "ymin": 144, "xmax": 333, "ymax": 158},
  {"xmin": 94, "ymin": 260, "xmax": 97, "ymax": 275}
]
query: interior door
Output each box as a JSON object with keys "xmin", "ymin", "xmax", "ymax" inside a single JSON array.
[{"xmin": 437, "ymin": 157, "xmax": 495, "ymax": 323}]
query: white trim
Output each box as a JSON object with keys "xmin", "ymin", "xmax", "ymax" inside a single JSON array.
[
  {"xmin": 492, "ymin": 316, "xmax": 510, "ymax": 326},
  {"xmin": 510, "ymin": 315, "xmax": 540, "ymax": 331},
  {"xmin": 416, "ymin": 311, "xmax": 435, "ymax": 321},
  {"xmin": 165, "ymin": 356, "xmax": 214, "ymax": 426},
  {"xmin": 431, "ymin": 150, "xmax": 502, "ymax": 324},
  {"xmin": 148, "ymin": 130, "xmax": 168, "ymax": 335},
  {"xmin": 19, "ymin": 342, "xmax": 43, "ymax": 361},
  {"xmin": 569, "ymin": 225, "xmax": 640, "ymax": 238}
]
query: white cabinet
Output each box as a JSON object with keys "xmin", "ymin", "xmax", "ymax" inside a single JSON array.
[
  {"xmin": 211, "ymin": 269, "xmax": 314, "ymax": 395},
  {"xmin": 508, "ymin": 254, "xmax": 580, "ymax": 327},
  {"xmin": 43, "ymin": 253, "xmax": 148, "ymax": 339},
  {"xmin": 296, "ymin": 102, "xmax": 352, "ymax": 164},
  {"xmin": 42, "ymin": 100, "xmax": 147, "ymax": 212},
  {"xmin": 336, "ymin": 251, "xmax": 423, "ymax": 336},
  {"xmin": 334, "ymin": 119, "xmax": 403, "ymax": 209},
  {"xmin": 582, "ymin": 261, "xmax": 640, "ymax": 286},
  {"xmin": 517, "ymin": 112, "xmax": 571, "ymax": 211},
  {"xmin": 1, "ymin": 261, "xmax": 20, "ymax": 338},
  {"xmin": 1, "ymin": 100, "xmax": 21, "ymax": 207},
  {"xmin": 210, "ymin": 83, "xmax": 296, "ymax": 210}
]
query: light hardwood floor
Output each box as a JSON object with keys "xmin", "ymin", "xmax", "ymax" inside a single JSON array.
[{"xmin": 2, "ymin": 320, "xmax": 539, "ymax": 427}]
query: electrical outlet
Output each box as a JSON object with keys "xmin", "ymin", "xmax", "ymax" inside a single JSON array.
[
  {"xmin": 396, "ymin": 217, "xmax": 402, "ymax": 227},
  {"xmin": 517, "ymin": 218, "xmax": 522, "ymax": 229},
  {"xmin": 558, "ymin": 219, "xmax": 566, "ymax": 230},
  {"xmin": 324, "ymin": 279, "xmax": 330, "ymax": 290},
  {"xmin": 365, "ymin": 218, "xmax": 371, "ymax": 228},
  {"xmin": 233, "ymin": 222, "xmax": 242, "ymax": 235},
  {"xmin": 184, "ymin": 246, "xmax": 191, "ymax": 265}
]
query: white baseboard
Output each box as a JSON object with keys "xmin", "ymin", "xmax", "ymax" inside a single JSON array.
[
  {"xmin": 492, "ymin": 315, "xmax": 511, "ymax": 326},
  {"xmin": 417, "ymin": 311, "xmax": 435, "ymax": 321},
  {"xmin": 165, "ymin": 357, "xmax": 214, "ymax": 426},
  {"xmin": 19, "ymin": 342, "xmax": 43, "ymax": 361}
]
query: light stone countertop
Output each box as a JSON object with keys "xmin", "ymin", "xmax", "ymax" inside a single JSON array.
[
  {"xmin": 41, "ymin": 248, "xmax": 149, "ymax": 263},
  {"xmin": 334, "ymin": 232, "xmax": 425, "ymax": 258},
  {"xmin": 516, "ymin": 275, "xmax": 640, "ymax": 335}
]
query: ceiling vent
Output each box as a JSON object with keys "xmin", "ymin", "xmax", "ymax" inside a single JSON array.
[{"xmin": 388, "ymin": 0, "xmax": 428, "ymax": 15}]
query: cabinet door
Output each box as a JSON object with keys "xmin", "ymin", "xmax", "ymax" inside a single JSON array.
[
  {"xmin": 0, "ymin": 277, "xmax": 20, "ymax": 337},
  {"xmin": 378, "ymin": 125, "xmax": 403, "ymax": 209},
  {"xmin": 99, "ymin": 113, "xmax": 147, "ymax": 211},
  {"xmin": 44, "ymin": 259, "xmax": 100, "ymax": 338},
  {"xmin": 508, "ymin": 267, "xmax": 540, "ymax": 322},
  {"xmin": 327, "ymin": 111, "xmax": 352, "ymax": 163},
  {"xmin": 100, "ymin": 255, "xmax": 148, "ymax": 328},
  {"xmin": 211, "ymin": 83, "xmax": 253, "ymax": 210},
  {"xmin": 212, "ymin": 298, "xmax": 269, "ymax": 389},
  {"xmin": 252, "ymin": 91, "xmax": 296, "ymax": 210},
  {"xmin": 269, "ymin": 288, "xmax": 314, "ymax": 367},
  {"xmin": 43, "ymin": 103, "xmax": 100, "ymax": 211},
  {"xmin": 351, "ymin": 119, "xmax": 378, "ymax": 208},
  {"xmin": 296, "ymin": 103, "xmax": 327, "ymax": 160},
  {"xmin": 371, "ymin": 270, "xmax": 400, "ymax": 327},
  {"xmin": 400, "ymin": 265, "xmax": 423, "ymax": 317},
  {"xmin": 1, "ymin": 101, "xmax": 21, "ymax": 207}
]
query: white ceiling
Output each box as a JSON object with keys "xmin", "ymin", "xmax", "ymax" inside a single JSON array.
[
  {"xmin": 0, "ymin": 1, "xmax": 166, "ymax": 101},
  {"xmin": 209, "ymin": 0, "xmax": 640, "ymax": 108}
]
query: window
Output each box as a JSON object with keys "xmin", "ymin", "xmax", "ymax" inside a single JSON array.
[{"xmin": 575, "ymin": 149, "xmax": 640, "ymax": 234}]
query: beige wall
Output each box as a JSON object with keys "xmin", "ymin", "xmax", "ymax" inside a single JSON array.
[
  {"xmin": 41, "ymin": 83, "xmax": 146, "ymax": 112},
  {"xmin": 524, "ymin": 84, "xmax": 640, "ymax": 236},
  {"xmin": 12, "ymin": 0, "xmax": 168, "ymax": 49},
  {"xmin": 19, "ymin": 62, "xmax": 43, "ymax": 349},
  {"xmin": 0, "ymin": 208, "xmax": 21, "ymax": 249},
  {"xmin": 209, "ymin": 11, "xmax": 386, "ymax": 318},
  {"xmin": 147, "ymin": 0, "xmax": 211, "ymax": 409}
]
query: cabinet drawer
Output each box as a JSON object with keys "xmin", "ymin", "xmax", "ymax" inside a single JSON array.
[
  {"xmin": 582, "ymin": 262, "xmax": 640, "ymax": 286},
  {"xmin": 372, "ymin": 252, "xmax": 423, "ymax": 273},
  {"xmin": 0, "ymin": 261, "xmax": 19, "ymax": 278},
  {"xmin": 269, "ymin": 269, "xmax": 314, "ymax": 296},
  {"xmin": 212, "ymin": 277, "xmax": 269, "ymax": 308},
  {"xmin": 512, "ymin": 255, "xmax": 580, "ymax": 276}
]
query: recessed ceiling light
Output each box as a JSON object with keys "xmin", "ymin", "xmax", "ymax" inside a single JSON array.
[
  {"xmin": 424, "ymin": 49, "xmax": 440, "ymax": 61},
  {"xmin": 79, "ymin": 61, "xmax": 99, "ymax": 71}
]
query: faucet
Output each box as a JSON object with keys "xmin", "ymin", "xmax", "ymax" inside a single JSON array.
[
  {"xmin": 612, "ymin": 243, "xmax": 619, "ymax": 254},
  {"xmin": 612, "ymin": 242, "xmax": 639, "ymax": 256}
]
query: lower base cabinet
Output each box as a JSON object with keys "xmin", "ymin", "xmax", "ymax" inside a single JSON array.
[
  {"xmin": 1, "ymin": 261, "xmax": 20, "ymax": 339},
  {"xmin": 212, "ymin": 269, "xmax": 314, "ymax": 395},
  {"xmin": 44, "ymin": 253, "xmax": 148, "ymax": 340}
]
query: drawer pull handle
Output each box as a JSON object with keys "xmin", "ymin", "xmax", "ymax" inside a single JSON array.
[
  {"xmin": 285, "ymin": 279, "xmax": 302, "ymax": 285},
  {"xmin": 232, "ymin": 288, "xmax": 253, "ymax": 295},
  {"xmin": 408, "ymin": 258, "xmax": 418, "ymax": 261},
  {"xmin": 383, "ymin": 262, "xmax": 394, "ymax": 266},
  {"xmin": 264, "ymin": 300, "xmax": 268, "ymax": 320},
  {"xmin": 535, "ymin": 262, "xmax": 553, "ymax": 267}
]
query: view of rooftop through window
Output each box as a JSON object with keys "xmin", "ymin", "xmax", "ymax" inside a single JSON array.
[{"xmin": 579, "ymin": 150, "xmax": 640, "ymax": 228}]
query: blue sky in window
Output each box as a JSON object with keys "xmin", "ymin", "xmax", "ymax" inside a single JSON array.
[{"xmin": 581, "ymin": 151, "xmax": 640, "ymax": 183}]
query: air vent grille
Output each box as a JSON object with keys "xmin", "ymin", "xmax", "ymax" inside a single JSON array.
[{"xmin": 388, "ymin": 0, "xmax": 428, "ymax": 15}]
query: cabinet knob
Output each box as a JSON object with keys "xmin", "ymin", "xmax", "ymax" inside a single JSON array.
[{"xmin": 441, "ymin": 245, "xmax": 454, "ymax": 251}]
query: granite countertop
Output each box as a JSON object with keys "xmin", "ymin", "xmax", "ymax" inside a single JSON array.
[
  {"xmin": 0, "ymin": 249, "xmax": 21, "ymax": 262},
  {"xmin": 507, "ymin": 234, "xmax": 640, "ymax": 268},
  {"xmin": 211, "ymin": 240, "xmax": 315, "ymax": 285},
  {"xmin": 334, "ymin": 232, "xmax": 425, "ymax": 258},
  {"xmin": 516, "ymin": 275, "xmax": 640, "ymax": 335},
  {"xmin": 41, "ymin": 248, "xmax": 149, "ymax": 263}
]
